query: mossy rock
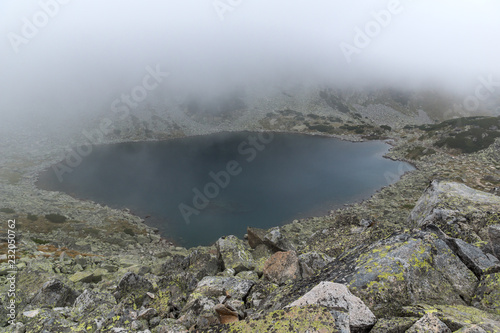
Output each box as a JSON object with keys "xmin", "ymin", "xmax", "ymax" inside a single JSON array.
[
  {"xmin": 370, "ymin": 316, "xmax": 419, "ymax": 333},
  {"xmin": 402, "ymin": 304, "xmax": 500, "ymax": 332},
  {"xmin": 473, "ymin": 273, "xmax": 500, "ymax": 315}
]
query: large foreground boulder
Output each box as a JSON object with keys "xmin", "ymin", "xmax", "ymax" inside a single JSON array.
[
  {"xmin": 287, "ymin": 281, "xmax": 376, "ymax": 333},
  {"xmin": 408, "ymin": 180, "xmax": 500, "ymax": 247}
]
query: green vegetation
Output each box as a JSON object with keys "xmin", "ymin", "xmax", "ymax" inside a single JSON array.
[
  {"xmin": 31, "ymin": 238, "xmax": 50, "ymax": 245},
  {"xmin": 44, "ymin": 213, "xmax": 67, "ymax": 223},
  {"xmin": 0, "ymin": 208, "xmax": 15, "ymax": 214},
  {"xmin": 27, "ymin": 213, "xmax": 38, "ymax": 221},
  {"xmin": 435, "ymin": 128, "xmax": 500, "ymax": 153},
  {"xmin": 405, "ymin": 146, "xmax": 436, "ymax": 160},
  {"xmin": 307, "ymin": 124, "xmax": 335, "ymax": 134},
  {"xmin": 381, "ymin": 125, "xmax": 392, "ymax": 131},
  {"xmin": 123, "ymin": 228, "xmax": 135, "ymax": 236}
]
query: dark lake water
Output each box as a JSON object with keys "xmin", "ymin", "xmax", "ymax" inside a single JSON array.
[{"xmin": 37, "ymin": 132, "xmax": 414, "ymax": 247}]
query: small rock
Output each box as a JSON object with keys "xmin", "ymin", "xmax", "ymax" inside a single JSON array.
[
  {"xmin": 406, "ymin": 312, "xmax": 451, "ymax": 333},
  {"xmin": 22, "ymin": 309, "xmax": 40, "ymax": 318},
  {"xmin": 69, "ymin": 271, "xmax": 99, "ymax": 283},
  {"xmin": 263, "ymin": 251, "xmax": 301, "ymax": 285},
  {"xmin": 138, "ymin": 308, "xmax": 158, "ymax": 320},
  {"xmin": 214, "ymin": 303, "xmax": 239, "ymax": 324}
]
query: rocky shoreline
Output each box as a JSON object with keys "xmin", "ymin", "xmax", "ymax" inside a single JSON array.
[{"xmin": 1, "ymin": 106, "xmax": 500, "ymax": 332}]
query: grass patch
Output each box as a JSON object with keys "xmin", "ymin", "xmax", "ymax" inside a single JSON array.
[
  {"xmin": 0, "ymin": 208, "xmax": 15, "ymax": 214},
  {"xmin": 307, "ymin": 124, "xmax": 336, "ymax": 134},
  {"xmin": 405, "ymin": 146, "xmax": 436, "ymax": 160},
  {"xmin": 123, "ymin": 228, "xmax": 135, "ymax": 236},
  {"xmin": 44, "ymin": 213, "xmax": 67, "ymax": 223},
  {"xmin": 435, "ymin": 128, "xmax": 500, "ymax": 153},
  {"xmin": 31, "ymin": 238, "xmax": 50, "ymax": 245},
  {"xmin": 27, "ymin": 213, "xmax": 38, "ymax": 221},
  {"xmin": 401, "ymin": 204, "xmax": 416, "ymax": 210}
]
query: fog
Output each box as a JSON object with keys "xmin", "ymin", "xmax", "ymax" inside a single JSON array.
[{"xmin": 1, "ymin": 0, "xmax": 500, "ymax": 132}]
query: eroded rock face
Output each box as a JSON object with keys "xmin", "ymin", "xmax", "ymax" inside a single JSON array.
[
  {"xmin": 216, "ymin": 235, "xmax": 255, "ymax": 273},
  {"xmin": 30, "ymin": 279, "xmax": 79, "ymax": 308},
  {"xmin": 287, "ymin": 281, "xmax": 376, "ymax": 333},
  {"xmin": 263, "ymin": 251, "xmax": 301, "ymax": 285}
]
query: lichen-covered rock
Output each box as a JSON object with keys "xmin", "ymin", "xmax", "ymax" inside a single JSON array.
[
  {"xmin": 287, "ymin": 281, "xmax": 376, "ymax": 332},
  {"xmin": 487, "ymin": 225, "xmax": 500, "ymax": 259},
  {"xmin": 179, "ymin": 276, "xmax": 254, "ymax": 329},
  {"xmin": 402, "ymin": 304, "xmax": 500, "ymax": 332},
  {"xmin": 73, "ymin": 289, "xmax": 117, "ymax": 318},
  {"xmin": 454, "ymin": 325, "xmax": 488, "ymax": 333},
  {"xmin": 20, "ymin": 308, "xmax": 76, "ymax": 332},
  {"xmin": 406, "ymin": 312, "xmax": 451, "ymax": 333},
  {"xmin": 263, "ymin": 251, "xmax": 301, "ymax": 285},
  {"xmin": 408, "ymin": 180, "xmax": 500, "ymax": 244},
  {"xmin": 190, "ymin": 276, "xmax": 254, "ymax": 300},
  {"xmin": 114, "ymin": 272, "xmax": 154, "ymax": 306},
  {"xmin": 369, "ymin": 316, "xmax": 419, "ymax": 333},
  {"xmin": 263, "ymin": 227, "xmax": 296, "ymax": 252},
  {"xmin": 152, "ymin": 318, "xmax": 188, "ymax": 333},
  {"xmin": 246, "ymin": 281, "xmax": 278, "ymax": 308},
  {"xmin": 445, "ymin": 238, "xmax": 500, "ymax": 278},
  {"xmin": 259, "ymin": 231, "xmax": 478, "ymax": 317},
  {"xmin": 30, "ymin": 279, "xmax": 79, "ymax": 308},
  {"xmin": 298, "ymin": 251, "xmax": 333, "ymax": 271},
  {"xmin": 473, "ymin": 273, "xmax": 500, "ymax": 315},
  {"xmin": 215, "ymin": 235, "xmax": 255, "ymax": 273},
  {"xmin": 199, "ymin": 305, "xmax": 339, "ymax": 333}
]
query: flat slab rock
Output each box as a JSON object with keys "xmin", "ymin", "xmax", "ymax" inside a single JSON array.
[{"xmin": 287, "ymin": 281, "xmax": 376, "ymax": 332}]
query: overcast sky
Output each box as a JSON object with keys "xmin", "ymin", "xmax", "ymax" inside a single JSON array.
[{"xmin": 1, "ymin": 0, "xmax": 499, "ymax": 125}]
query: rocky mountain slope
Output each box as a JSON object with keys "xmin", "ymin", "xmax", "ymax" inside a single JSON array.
[{"xmin": 0, "ymin": 89, "xmax": 499, "ymax": 332}]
